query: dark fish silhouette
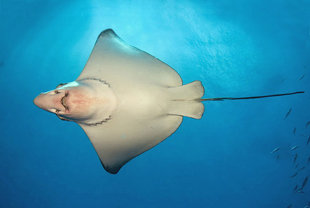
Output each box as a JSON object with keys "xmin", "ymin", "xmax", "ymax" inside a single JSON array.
[
  {"xmin": 293, "ymin": 154, "xmax": 298, "ymax": 164},
  {"xmin": 284, "ymin": 108, "xmax": 292, "ymax": 119},
  {"xmin": 306, "ymin": 121, "xmax": 310, "ymax": 128},
  {"xmin": 301, "ymin": 176, "xmax": 308, "ymax": 190},
  {"xmin": 291, "ymin": 172, "xmax": 298, "ymax": 178},
  {"xmin": 293, "ymin": 128, "xmax": 296, "ymax": 135},
  {"xmin": 307, "ymin": 136, "xmax": 310, "ymax": 145},
  {"xmin": 299, "ymin": 74, "xmax": 305, "ymax": 80},
  {"xmin": 271, "ymin": 147, "xmax": 280, "ymax": 154}
]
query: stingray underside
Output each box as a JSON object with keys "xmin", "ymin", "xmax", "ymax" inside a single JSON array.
[{"xmin": 76, "ymin": 29, "xmax": 204, "ymax": 174}]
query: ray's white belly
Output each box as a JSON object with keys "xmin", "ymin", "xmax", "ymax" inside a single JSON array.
[{"xmin": 116, "ymin": 85, "xmax": 168, "ymax": 120}]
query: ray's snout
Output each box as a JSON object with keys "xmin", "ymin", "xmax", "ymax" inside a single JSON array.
[
  {"xmin": 33, "ymin": 93, "xmax": 46, "ymax": 109},
  {"xmin": 33, "ymin": 90, "xmax": 67, "ymax": 113}
]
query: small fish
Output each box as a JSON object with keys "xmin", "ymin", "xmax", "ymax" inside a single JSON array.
[
  {"xmin": 293, "ymin": 154, "xmax": 298, "ymax": 164},
  {"xmin": 307, "ymin": 136, "xmax": 310, "ymax": 145},
  {"xmin": 306, "ymin": 121, "xmax": 310, "ymax": 128},
  {"xmin": 299, "ymin": 74, "xmax": 305, "ymax": 80},
  {"xmin": 301, "ymin": 176, "xmax": 308, "ymax": 190},
  {"xmin": 284, "ymin": 108, "xmax": 292, "ymax": 119},
  {"xmin": 290, "ymin": 145, "xmax": 299, "ymax": 151},
  {"xmin": 290, "ymin": 172, "xmax": 298, "ymax": 178},
  {"xmin": 270, "ymin": 147, "xmax": 280, "ymax": 154},
  {"xmin": 293, "ymin": 127, "xmax": 296, "ymax": 135},
  {"xmin": 297, "ymin": 189, "xmax": 304, "ymax": 193}
]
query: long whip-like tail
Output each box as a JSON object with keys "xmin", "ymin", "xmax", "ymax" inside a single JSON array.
[{"xmin": 198, "ymin": 91, "xmax": 304, "ymax": 101}]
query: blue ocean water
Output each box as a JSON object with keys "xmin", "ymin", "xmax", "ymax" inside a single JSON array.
[{"xmin": 0, "ymin": 0, "xmax": 310, "ymax": 207}]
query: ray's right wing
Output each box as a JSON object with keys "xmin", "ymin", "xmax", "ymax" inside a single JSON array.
[{"xmin": 78, "ymin": 111, "xmax": 182, "ymax": 174}]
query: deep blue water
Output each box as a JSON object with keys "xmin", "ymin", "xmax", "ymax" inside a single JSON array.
[{"xmin": 1, "ymin": 0, "xmax": 310, "ymax": 207}]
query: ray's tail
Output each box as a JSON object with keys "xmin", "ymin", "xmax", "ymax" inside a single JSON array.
[{"xmin": 198, "ymin": 91, "xmax": 304, "ymax": 101}]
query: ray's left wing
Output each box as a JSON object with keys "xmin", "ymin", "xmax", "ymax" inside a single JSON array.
[{"xmin": 77, "ymin": 29, "xmax": 182, "ymax": 88}]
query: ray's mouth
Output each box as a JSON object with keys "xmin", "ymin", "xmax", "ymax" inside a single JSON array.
[{"xmin": 61, "ymin": 91, "xmax": 69, "ymax": 112}]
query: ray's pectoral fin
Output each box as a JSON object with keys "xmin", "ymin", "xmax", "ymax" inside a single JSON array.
[
  {"xmin": 76, "ymin": 29, "xmax": 182, "ymax": 86},
  {"xmin": 78, "ymin": 113, "xmax": 182, "ymax": 174}
]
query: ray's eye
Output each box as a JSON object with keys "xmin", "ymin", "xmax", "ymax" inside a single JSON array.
[
  {"xmin": 56, "ymin": 83, "xmax": 68, "ymax": 89},
  {"xmin": 55, "ymin": 109, "xmax": 60, "ymax": 113},
  {"xmin": 54, "ymin": 90, "xmax": 60, "ymax": 94}
]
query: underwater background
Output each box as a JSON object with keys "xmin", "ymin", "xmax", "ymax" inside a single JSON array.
[{"xmin": 0, "ymin": 0, "xmax": 310, "ymax": 207}]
